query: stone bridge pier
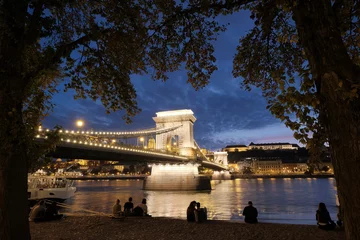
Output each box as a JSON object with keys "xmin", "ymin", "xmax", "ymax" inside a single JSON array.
[{"xmin": 143, "ymin": 163, "xmax": 211, "ymax": 190}]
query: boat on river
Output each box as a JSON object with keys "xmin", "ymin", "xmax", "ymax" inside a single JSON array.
[{"xmin": 28, "ymin": 174, "xmax": 76, "ymax": 202}]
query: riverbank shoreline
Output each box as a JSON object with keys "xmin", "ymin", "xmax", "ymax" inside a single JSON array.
[
  {"xmin": 230, "ymin": 174, "xmax": 334, "ymax": 179},
  {"xmin": 67, "ymin": 175, "xmax": 146, "ymax": 180},
  {"xmin": 66, "ymin": 174, "xmax": 334, "ymax": 181},
  {"xmin": 30, "ymin": 215, "xmax": 345, "ymax": 240}
]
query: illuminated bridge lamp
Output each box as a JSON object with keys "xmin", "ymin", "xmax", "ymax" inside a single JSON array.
[
  {"xmin": 76, "ymin": 119, "xmax": 84, "ymax": 132},
  {"xmin": 139, "ymin": 137, "xmax": 144, "ymax": 147}
]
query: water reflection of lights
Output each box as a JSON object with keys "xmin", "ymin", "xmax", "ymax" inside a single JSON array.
[{"xmin": 61, "ymin": 178, "xmax": 339, "ymax": 224}]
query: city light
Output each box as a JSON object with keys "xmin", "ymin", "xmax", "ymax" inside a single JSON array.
[{"xmin": 76, "ymin": 120, "xmax": 84, "ymax": 128}]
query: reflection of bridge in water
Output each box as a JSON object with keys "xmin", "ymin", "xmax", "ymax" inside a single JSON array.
[{"xmin": 38, "ymin": 109, "xmax": 229, "ymax": 190}]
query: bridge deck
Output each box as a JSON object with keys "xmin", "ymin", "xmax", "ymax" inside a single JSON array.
[{"xmin": 36, "ymin": 138, "xmax": 228, "ymax": 171}]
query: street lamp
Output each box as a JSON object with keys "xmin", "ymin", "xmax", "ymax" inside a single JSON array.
[
  {"xmin": 76, "ymin": 120, "xmax": 84, "ymax": 128},
  {"xmin": 75, "ymin": 120, "xmax": 84, "ymax": 134},
  {"xmin": 139, "ymin": 137, "xmax": 144, "ymax": 147}
]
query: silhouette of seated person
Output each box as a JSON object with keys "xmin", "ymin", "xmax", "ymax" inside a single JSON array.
[
  {"xmin": 242, "ymin": 201, "xmax": 258, "ymax": 223},
  {"xmin": 316, "ymin": 202, "xmax": 336, "ymax": 230},
  {"xmin": 45, "ymin": 202, "xmax": 63, "ymax": 220},
  {"xmin": 29, "ymin": 200, "xmax": 47, "ymax": 222},
  {"xmin": 187, "ymin": 201, "xmax": 197, "ymax": 222},
  {"xmin": 134, "ymin": 198, "xmax": 150, "ymax": 216},
  {"xmin": 194, "ymin": 202, "xmax": 207, "ymax": 223},
  {"xmin": 112, "ymin": 199, "xmax": 122, "ymax": 217},
  {"xmin": 124, "ymin": 197, "xmax": 134, "ymax": 216}
]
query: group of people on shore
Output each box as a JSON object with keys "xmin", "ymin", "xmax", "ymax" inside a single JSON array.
[
  {"xmin": 186, "ymin": 201, "xmax": 208, "ymax": 223},
  {"xmin": 186, "ymin": 200, "xmax": 341, "ymax": 231},
  {"xmin": 29, "ymin": 197, "xmax": 341, "ymax": 230},
  {"xmin": 29, "ymin": 200, "xmax": 63, "ymax": 222},
  {"xmin": 186, "ymin": 200, "xmax": 258, "ymax": 224},
  {"xmin": 112, "ymin": 197, "xmax": 151, "ymax": 217},
  {"xmin": 239, "ymin": 201, "xmax": 342, "ymax": 230}
]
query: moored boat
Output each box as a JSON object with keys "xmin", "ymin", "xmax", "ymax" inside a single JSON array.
[{"xmin": 28, "ymin": 174, "xmax": 76, "ymax": 202}]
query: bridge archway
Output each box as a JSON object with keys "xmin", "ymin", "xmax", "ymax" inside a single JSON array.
[{"xmin": 153, "ymin": 109, "xmax": 196, "ymax": 158}]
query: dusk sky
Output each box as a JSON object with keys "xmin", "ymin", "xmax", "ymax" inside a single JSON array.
[{"xmin": 42, "ymin": 11, "xmax": 298, "ymax": 150}]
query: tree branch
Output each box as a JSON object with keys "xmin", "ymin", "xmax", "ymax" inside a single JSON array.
[
  {"xmin": 24, "ymin": 29, "xmax": 110, "ymax": 92},
  {"xmin": 332, "ymin": 0, "xmax": 344, "ymax": 12},
  {"xmin": 25, "ymin": 0, "xmax": 45, "ymax": 44},
  {"xmin": 332, "ymin": 0, "xmax": 345, "ymax": 25},
  {"xmin": 185, "ymin": 0, "xmax": 254, "ymax": 15}
]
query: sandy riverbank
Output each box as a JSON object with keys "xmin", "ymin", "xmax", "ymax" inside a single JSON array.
[{"xmin": 30, "ymin": 215, "xmax": 345, "ymax": 240}]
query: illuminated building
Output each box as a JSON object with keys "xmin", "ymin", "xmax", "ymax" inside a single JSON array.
[
  {"xmin": 252, "ymin": 160, "xmax": 282, "ymax": 174},
  {"xmin": 248, "ymin": 142, "xmax": 299, "ymax": 150},
  {"xmin": 222, "ymin": 144, "xmax": 248, "ymax": 152}
]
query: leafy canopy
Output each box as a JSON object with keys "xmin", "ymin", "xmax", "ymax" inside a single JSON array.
[
  {"xmin": 4, "ymin": 0, "xmax": 360, "ymax": 150},
  {"xmin": 12, "ymin": 0, "xmax": 225, "ymax": 122}
]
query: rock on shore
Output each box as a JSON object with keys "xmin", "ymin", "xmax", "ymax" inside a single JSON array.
[{"xmin": 30, "ymin": 215, "xmax": 345, "ymax": 240}]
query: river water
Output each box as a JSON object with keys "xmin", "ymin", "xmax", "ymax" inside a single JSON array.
[{"xmin": 63, "ymin": 178, "xmax": 338, "ymax": 225}]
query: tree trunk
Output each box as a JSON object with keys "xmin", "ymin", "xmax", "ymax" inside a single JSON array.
[
  {"xmin": 0, "ymin": 88, "xmax": 30, "ymax": 239},
  {"xmin": 293, "ymin": 1, "xmax": 360, "ymax": 239},
  {"xmin": 321, "ymin": 73, "xmax": 360, "ymax": 239}
]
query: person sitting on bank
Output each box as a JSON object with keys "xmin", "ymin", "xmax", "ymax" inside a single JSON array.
[
  {"xmin": 29, "ymin": 200, "xmax": 47, "ymax": 222},
  {"xmin": 316, "ymin": 202, "xmax": 336, "ymax": 230},
  {"xmin": 134, "ymin": 198, "xmax": 150, "ymax": 216},
  {"xmin": 195, "ymin": 202, "xmax": 207, "ymax": 223},
  {"xmin": 242, "ymin": 201, "xmax": 258, "ymax": 223},
  {"xmin": 124, "ymin": 197, "xmax": 134, "ymax": 215},
  {"xmin": 45, "ymin": 202, "xmax": 63, "ymax": 220},
  {"xmin": 112, "ymin": 199, "xmax": 122, "ymax": 217},
  {"xmin": 187, "ymin": 201, "xmax": 197, "ymax": 222}
]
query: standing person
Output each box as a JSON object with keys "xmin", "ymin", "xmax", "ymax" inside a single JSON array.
[
  {"xmin": 124, "ymin": 197, "xmax": 134, "ymax": 212},
  {"xmin": 242, "ymin": 201, "xmax": 258, "ymax": 223},
  {"xmin": 187, "ymin": 201, "xmax": 197, "ymax": 222},
  {"xmin": 112, "ymin": 199, "xmax": 122, "ymax": 217},
  {"xmin": 316, "ymin": 202, "xmax": 336, "ymax": 230}
]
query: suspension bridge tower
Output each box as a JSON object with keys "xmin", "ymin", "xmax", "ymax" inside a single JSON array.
[
  {"xmin": 153, "ymin": 109, "xmax": 196, "ymax": 159},
  {"xmin": 144, "ymin": 109, "xmax": 211, "ymax": 190}
]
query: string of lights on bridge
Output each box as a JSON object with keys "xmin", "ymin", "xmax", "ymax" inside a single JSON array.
[
  {"xmin": 35, "ymin": 134, "xmax": 190, "ymax": 160},
  {"xmin": 35, "ymin": 130, "xmax": 216, "ymax": 163},
  {"xmin": 35, "ymin": 124, "xmax": 226, "ymax": 169},
  {"xmin": 37, "ymin": 125, "xmax": 182, "ymax": 136}
]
